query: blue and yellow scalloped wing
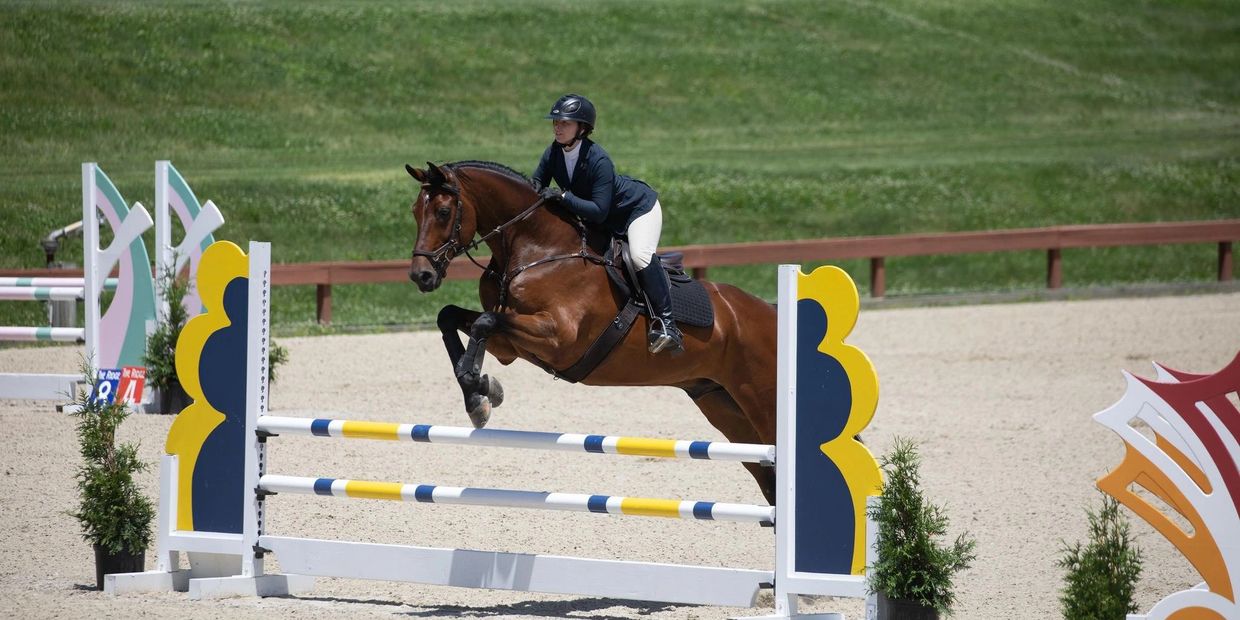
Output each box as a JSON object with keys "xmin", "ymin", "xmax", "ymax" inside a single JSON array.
[
  {"xmin": 165, "ymin": 241, "xmax": 251, "ymax": 534},
  {"xmin": 794, "ymin": 266, "xmax": 882, "ymax": 575}
]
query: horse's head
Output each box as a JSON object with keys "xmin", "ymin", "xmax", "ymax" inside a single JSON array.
[{"xmin": 406, "ymin": 162, "xmax": 478, "ymax": 292}]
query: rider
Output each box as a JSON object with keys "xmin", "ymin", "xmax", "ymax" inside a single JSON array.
[{"xmin": 530, "ymin": 94, "xmax": 684, "ymax": 355}]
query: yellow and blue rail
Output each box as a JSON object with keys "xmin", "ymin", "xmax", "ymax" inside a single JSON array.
[
  {"xmin": 258, "ymin": 415, "xmax": 775, "ymax": 464},
  {"xmin": 259, "ymin": 474, "xmax": 775, "ymax": 524}
]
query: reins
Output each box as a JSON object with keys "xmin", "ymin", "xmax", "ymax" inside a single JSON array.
[{"xmin": 490, "ymin": 217, "xmax": 609, "ymax": 309}]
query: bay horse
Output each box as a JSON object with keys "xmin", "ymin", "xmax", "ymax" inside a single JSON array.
[{"xmin": 405, "ymin": 161, "xmax": 778, "ymax": 504}]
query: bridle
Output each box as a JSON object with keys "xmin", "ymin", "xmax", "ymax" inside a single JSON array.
[
  {"xmin": 410, "ymin": 182, "xmax": 468, "ymax": 277},
  {"xmin": 411, "ymin": 179, "xmax": 552, "ymax": 280},
  {"xmin": 411, "ymin": 173, "xmax": 609, "ymax": 310}
]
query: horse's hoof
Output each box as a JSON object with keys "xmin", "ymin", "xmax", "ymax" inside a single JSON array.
[
  {"xmin": 468, "ymin": 396, "xmax": 491, "ymax": 429},
  {"xmin": 481, "ymin": 374, "xmax": 504, "ymax": 409}
]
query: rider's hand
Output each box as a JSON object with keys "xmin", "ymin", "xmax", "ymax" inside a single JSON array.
[
  {"xmin": 539, "ymin": 186, "xmax": 563, "ymax": 202},
  {"xmin": 530, "ymin": 178, "xmax": 543, "ymax": 193}
]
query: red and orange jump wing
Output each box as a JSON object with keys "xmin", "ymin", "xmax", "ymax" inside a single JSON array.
[{"xmin": 1094, "ymin": 352, "xmax": 1240, "ymax": 619}]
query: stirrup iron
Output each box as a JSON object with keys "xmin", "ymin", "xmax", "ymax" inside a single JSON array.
[{"xmin": 647, "ymin": 318, "xmax": 683, "ymax": 355}]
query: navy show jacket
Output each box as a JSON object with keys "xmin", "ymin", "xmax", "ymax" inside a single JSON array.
[{"xmin": 531, "ymin": 139, "xmax": 657, "ymax": 236}]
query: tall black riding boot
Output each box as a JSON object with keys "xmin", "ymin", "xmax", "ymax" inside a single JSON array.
[{"xmin": 636, "ymin": 258, "xmax": 684, "ymax": 354}]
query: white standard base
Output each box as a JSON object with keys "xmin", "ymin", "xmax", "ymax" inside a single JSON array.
[
  {"xmin": 736, "ymin": 614, "xmax": 845, "ymax": 620},
  {"xmin": 189, "ymin": 574, "xmax": 315, "ymax": 599},
  {"xmin": 0, "ymin": 373, "xmax": 82, "ymax": 401},
  {"xmin": 104, "ymin": 570, "xmax": 190, "ymax": 594},
  {"xmin": 262, "ymin": 535, "xmax": 771, "ymax": 607},
  {"xmin": 105, "ymin": 570, "xmax": 314, "ymax": 600}
]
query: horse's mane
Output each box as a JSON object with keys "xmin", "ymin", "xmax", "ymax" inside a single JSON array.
[
  {"xmin": 446, "ymin": 158, "xmax": 591, "ymax": 246},
  {"xmin": 448, "ymin": 160, "xmax": 530, "ymax": 186}
]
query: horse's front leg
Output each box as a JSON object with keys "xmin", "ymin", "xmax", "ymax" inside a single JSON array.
[{"xmin": 437, "ymin": 305, "xmax": 504, "ymax": 427}]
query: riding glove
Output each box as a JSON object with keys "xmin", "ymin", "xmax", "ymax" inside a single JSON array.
[{"xmin": 538, "ymin": 186, "xmax": 564, "ymax": 202}]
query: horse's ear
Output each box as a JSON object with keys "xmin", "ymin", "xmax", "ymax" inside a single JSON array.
[
  {"xmin": 406, "ymin": 164, "xmax": 426, "ymax": 183},
  {"xmin": 429, "ymin": 161, "xmax": 453, "ymax": 182}
]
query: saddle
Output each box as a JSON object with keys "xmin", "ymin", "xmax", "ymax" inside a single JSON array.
[
  {"xmin": 551, "ymin": 239, "xmax": 714, "ymax": 384},
  {"xmin": 602, "ymin": 240, "xmax": 715, "ymax": 328}
]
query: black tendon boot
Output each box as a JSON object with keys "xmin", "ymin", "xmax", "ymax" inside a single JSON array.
[{"xmin": 636, "ymin": 258, "xmax": 684, "ymax": 354}]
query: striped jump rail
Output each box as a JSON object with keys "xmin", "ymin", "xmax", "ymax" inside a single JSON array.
[
  {"xmin": 0, "ymin": 277, "xmax": 118, "ymax": 291},
  {"xmin": 259, "ymin": 474, "xmax": 775, "ymax": 524},
  {"xmin": 0, "ymin": 286, "xmax": 86, "ymax": 302},
  {"xmin": 257, "ymin": 415, "xmax": 776, "ymax": 464},
  {"xmin": 0, "ymin": 326, "xmax": 85, "ymax": 343}
]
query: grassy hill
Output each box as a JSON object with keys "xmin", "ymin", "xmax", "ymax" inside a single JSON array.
[{"xmin": 1, "ymin": 0, "xmax": 1237, "ymax": 328}]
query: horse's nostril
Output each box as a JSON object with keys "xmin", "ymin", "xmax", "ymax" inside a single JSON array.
[{"xmin": 418, "ymin": 271, "xmax": 435, "ymax": 286}]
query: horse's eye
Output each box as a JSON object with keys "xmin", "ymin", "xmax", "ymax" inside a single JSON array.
[{"xmin": 437, "ymin": 206, "xmax": 452, "ymax": 219}]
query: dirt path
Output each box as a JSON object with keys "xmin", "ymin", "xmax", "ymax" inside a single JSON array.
[{"xmin": 2, "ymin": 292, "xmax": 1237, "ymax": 619}]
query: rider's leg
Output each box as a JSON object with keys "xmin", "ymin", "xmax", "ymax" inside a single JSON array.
[{"xmin": 625, "ymin": 202, "xmax": 683, "ymax": 354}]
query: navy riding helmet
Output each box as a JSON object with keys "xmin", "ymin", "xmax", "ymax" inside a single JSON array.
[{"xmin": 545, "ymin": 94, "xmax": 596, "ymax": 132}]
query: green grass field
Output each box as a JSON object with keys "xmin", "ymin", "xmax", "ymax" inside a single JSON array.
[{"xmin": 2, "ymin": 0, "xmax": 1237, "ymax": 329}]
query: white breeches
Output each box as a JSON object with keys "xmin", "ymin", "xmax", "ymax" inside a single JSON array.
[{"xmin": 623, "ymin": 200, "xmax": 663, "ymax": 270}]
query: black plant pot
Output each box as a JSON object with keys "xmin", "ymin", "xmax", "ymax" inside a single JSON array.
[
  {"xmin": 93, "ymin": 544, "xmax": 144, "ymax": 590},
  {"xmin": 877, "ymin": 592, "xmax": 939, "ymax": 620},
  {"xmin": 158, "ymin": 381, "xmax": 191, "ymax": 415}
]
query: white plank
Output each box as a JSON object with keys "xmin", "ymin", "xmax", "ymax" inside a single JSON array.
[{"xmin": 262, "ymin": 536, "xmax": 770, "ymax": 607}]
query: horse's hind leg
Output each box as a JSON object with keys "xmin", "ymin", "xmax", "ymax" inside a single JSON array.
[
  {"xmin": 684, "ymin": 381, "xmax": 776, "ymax": 505},
  {"xmin": 437, "ymin": 306, "xmax": 504, "ymax": 428}
]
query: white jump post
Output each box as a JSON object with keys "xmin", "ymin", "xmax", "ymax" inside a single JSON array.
[
  {"xmin": 0, "ymin": 163, "xmax": 155, "ymax": 401},
  {"xmin": 107, "ymin": 241, "xmax": 883, "ymax": 618},
  {"xmin": 154, "ymin": 160, "xmax": 223, "ymax": 322}
]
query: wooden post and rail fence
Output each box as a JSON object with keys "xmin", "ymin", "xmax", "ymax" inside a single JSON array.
[{"xmin": 3, "ymin": 219, "xmax": 1236, "ymax": 325}]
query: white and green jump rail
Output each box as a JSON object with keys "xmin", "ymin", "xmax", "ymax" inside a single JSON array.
[
  {"xmin": 0, "ymin": 277, "xmax": 117, "ymax": 288},
  {"xmin": 106, "ymin": 241, "xmax": 884, "ymax": 619},
  {"xmin": 0, "ymin": 164, "xmax": 156, "ymax": 401},
  {"xmin": 0, "ymin": 287, "xmax": 85, "ymax": 303}
]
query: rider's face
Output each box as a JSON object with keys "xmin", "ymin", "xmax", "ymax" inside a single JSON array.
[{"xmin": 553, "ymin": 119, "xmax": 579, "ymax": 145}]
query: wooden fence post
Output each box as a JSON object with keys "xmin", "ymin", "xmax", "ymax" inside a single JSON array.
[
  {"xmin": 1220, "ymin": 242, "xmax": 1234, "ymax": 282},
  {"xmin": 869, "ymin": 257, "xmax": 886, "ymax": 298},
  {"xmin": 1047, "ymin": 249, "xmax": 1063, "ymax": 289},
  {"xmin": 316, "ymin": 284, "xmax": 332, "ymax": 325}
]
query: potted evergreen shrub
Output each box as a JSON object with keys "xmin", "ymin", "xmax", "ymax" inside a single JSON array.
[
  {"xmin": 869, "ymin": 437, "xmax": 976, "ymax": 619},
  {"xmin": 144, "ymin": 266, "xmax": 192, "ymax": 414},
  {"xmin": 1058, "ymin": 494, "xmax": 1142, "ymax": 619},
  {"xmin": 69, "ymin": 365, "xmax": 155, "ymax": 589}
]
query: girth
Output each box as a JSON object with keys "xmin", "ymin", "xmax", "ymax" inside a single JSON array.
[{"xmin": 538, "ymin": 299, "xmax": 644, "ymax": 384}]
